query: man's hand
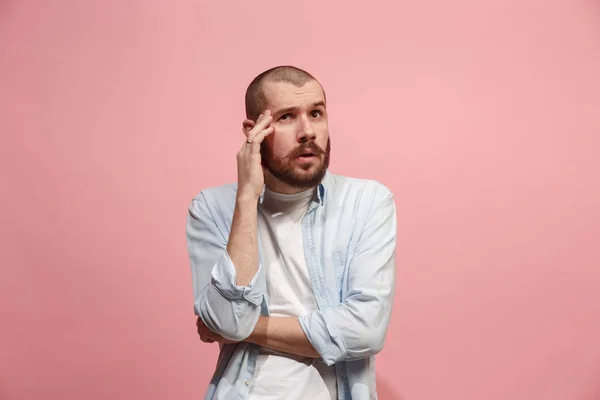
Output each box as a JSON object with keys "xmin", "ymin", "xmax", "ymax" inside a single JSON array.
[
  {"xmin": 238, "ymin": 110, "xmax": 274, "ymax": 201},
  {"xmin": 196, "ymin": 317, "xmax": 238, "ymax": 344}
]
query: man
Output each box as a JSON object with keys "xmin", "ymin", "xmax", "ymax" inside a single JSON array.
[{"xmin": 186, "ymin": 66, "xmax": 397, "ymax": 400}]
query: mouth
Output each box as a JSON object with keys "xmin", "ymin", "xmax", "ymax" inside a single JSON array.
[
  {"xmin": 296, "ymin": 153, "xmax": 317, "ymax": 162},
  {"xmin": 296, "ymin": 150, "xmax": 317, "ymax": 158}
]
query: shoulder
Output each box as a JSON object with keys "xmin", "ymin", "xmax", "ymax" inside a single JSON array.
[
  {"xmin": 188, "ymin": 183, "xmax": 238, "ymax": 217},
  {"xmin": 193, "ymin": 182, "xmax": 238, "ymax": 204},
  {"xmin": 325, "ymin": 173, "xmax": 394, "ymax": 204}
]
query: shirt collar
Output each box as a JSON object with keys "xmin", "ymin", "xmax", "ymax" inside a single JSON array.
[
  {"xmin": 258, "ymin": 171, "xmax": 329, "ymax": 206},
  {"xmin": 315, "ymin": 171, "xmax": 328, "ymax": 205}
]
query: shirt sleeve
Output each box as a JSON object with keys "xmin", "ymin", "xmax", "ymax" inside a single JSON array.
[
  {"xmin": 298, "ymin": 186, "xmax": 397, "ymax": 366},
  {"xmin": 186, "ymin": 193, "xmax": 265, "ymax": 341}
]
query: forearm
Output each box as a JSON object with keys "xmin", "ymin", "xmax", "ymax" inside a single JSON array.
[
  {"xmin": 227, "ymin": 194, "xmax": 259, "ymax": 286},
  {"xmin": 187, "ymin": 193, "xmax": 264, "ymax": 341},
  {"xmin": 246, "ymin": 316, "xmax": 320, "ymax": 359}
]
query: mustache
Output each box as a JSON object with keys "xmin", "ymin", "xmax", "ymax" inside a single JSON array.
[{"xmin": 288, "ymin": 142, "xmax": 325, "ymax": 158}]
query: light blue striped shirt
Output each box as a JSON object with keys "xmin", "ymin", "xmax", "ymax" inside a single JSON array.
[{"xmin": 186, "ymin": 172, "xmax": 397, "ymax": 399}]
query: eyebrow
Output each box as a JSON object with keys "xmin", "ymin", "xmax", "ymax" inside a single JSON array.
[{"xmin": 273, "ymin": 101, "xmax": 326, "ymax": 117}]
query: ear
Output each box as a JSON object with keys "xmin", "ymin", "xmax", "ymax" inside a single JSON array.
[{"xmin": 242, "ymin": 119, "xmax": 254, "ymax": 137}]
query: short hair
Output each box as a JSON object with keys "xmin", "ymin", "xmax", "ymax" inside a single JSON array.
[{"xmin": 244, "ymin": 65, "xmax": 325, "ymax": 121}]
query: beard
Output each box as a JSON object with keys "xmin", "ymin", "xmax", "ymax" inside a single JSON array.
[{"xmin": 261, "ymin": 137, "xmax": 331, "ymax": 190}]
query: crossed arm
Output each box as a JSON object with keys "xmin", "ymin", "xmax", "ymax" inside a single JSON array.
[
  {"xmin": 187, "ymin": 186, "xmax": 396, "ymax": 365},
  {"xmin": 197, "ymin": 315, "xmax": 320, "ymax": 358}
]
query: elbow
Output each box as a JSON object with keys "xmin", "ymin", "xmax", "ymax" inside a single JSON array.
[
  {"xmin": 306, "ymin": 315, "xmax": 389, "ymax": 365},
  {"xmin": 366, "ymin": 335, "xmax": 385, "ymax": 356},
  {"xmin": 222, "ymin": 306, "xmax": 261, "ymax": 341},
  {"xmin": 342, "ymin": 330, "xmax": 386, "ymax": 362},
  {"xmin": 363, "ymin": 323, "xmax": 388, "ymax": 356},
  {"xmin": 320, "ymin": 334, "xmax": 386, "ymax": 366},
  {"xmin": 321, "ymin": 339, "xmax": 383, "ymax": 366},
  {"xmin": 194, "ymin": 293, "xmax": 261, "ymax": 341},
  {"xmin": 218, "ymin": 318, "xmax": 258, "ymax": 342}
]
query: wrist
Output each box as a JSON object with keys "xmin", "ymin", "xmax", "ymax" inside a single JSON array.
[
  {"xmin": 246, "ymin": 316, "xmax": 267, "ymax": 344},
  {"xmin": 236, "ymin": 190, "xmax": 260, "ymax": 206}
]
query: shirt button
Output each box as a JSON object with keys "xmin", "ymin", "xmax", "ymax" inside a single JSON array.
[{"xmin": 244, "ymin": 379, "xmax": 250, "ymax": 386}]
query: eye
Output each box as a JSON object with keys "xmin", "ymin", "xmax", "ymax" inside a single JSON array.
[
  {"xmin": 278, "ymin": 113, "xmax": 293, "ymax": 121},
  {"xmin": 310, "ymin": 110, "xmax": 322, "ymax": 118}
]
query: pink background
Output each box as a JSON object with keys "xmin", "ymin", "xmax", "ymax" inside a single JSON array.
[{"xmin": 1, "ymin": 1, "xmax": 599, "ymax": 399}]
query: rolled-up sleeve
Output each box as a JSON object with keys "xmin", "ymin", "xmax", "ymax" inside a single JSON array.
[
  {"xmin": 299, "ymin": 187, "xmax": 397, "ymax": 366},
  {"xmin": 186, "ymin": 193, "xmax": 264, "ymax": 341}
]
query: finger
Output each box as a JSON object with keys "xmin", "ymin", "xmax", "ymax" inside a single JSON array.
[
  {"xmin": 248, "ymin": 114, "xmax": 264, "ymax": 134},
  {"xmin": 257, "ymin": 110, "xmax": 271, "ymax": 121},
  {"xmin": 249, "ymin": 113, "xmax": 273, "ymax": 136},
  {"xmin": 242, "ymin": 119, "xmax": 255, "ymax": 136},
  {"xmin": 248, "ymin": 126, "xmax": 275, "ymax": 145},
  {"xmin": 243, "ymin": 119, "xmax": 254, "ymax": 131}
]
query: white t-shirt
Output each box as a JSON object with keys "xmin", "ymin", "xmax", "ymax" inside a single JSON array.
[{"xmin": 248, "ymin": 187, "xmax": 337, "ymax": 400}]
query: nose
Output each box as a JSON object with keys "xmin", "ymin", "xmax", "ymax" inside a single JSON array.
[{"xmin": 297, "ymin": 114, "xmax": 316, "ymax": 143}]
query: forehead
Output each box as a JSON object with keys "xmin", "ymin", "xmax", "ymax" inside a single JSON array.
[{"xmin": 262, "ymin": 80, "xmax": 325, "ymax": 109}]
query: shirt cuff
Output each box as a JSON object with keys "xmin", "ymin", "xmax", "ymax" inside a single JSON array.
[
  {"xmin": 298, "ymin": 308, "xmax": 347, "ymax": 366},
  {"xmin": 210, "ymin": 250, "xmax": 264, "ymax": 307}
]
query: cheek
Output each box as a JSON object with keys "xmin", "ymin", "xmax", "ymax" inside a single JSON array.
[
  {"xmin": 316, "ymin": 121, "xmax": 329, "ymax": 136},
  {"xmin": 270, "ymin": 127, "xmax": 296, "ymax": 154},
  {"xmin": 317, "ymin": 128, "xmax": 329, "ymax": 147}
]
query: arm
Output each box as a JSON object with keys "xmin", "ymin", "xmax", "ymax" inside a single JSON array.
[
  {"xmin": 299, "ymin": 186, "xmax": 397, "ymax": 366},
  {"xmin": 196, "ymin": 314, "xmax": 320, "ymax": 358},
  {"xmin": 227, "ymin": 194, "xmax": 260, "ymax": 286},
  {"xmin": 187, "ymin": 111, "xmax": 275, "ymax": 341},
  {"xmin": 245, "ymin": 316, "xmax": 320, "ymax": 358},
  {"xmin": 241, "ymin": 186, "xmax": 397, "ymax": 365},
  {"xmin": 187, "ymin": 194, "xmax": 264, "ymax": 341}
]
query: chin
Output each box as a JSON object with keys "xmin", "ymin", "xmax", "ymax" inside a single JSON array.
[{"xmin": 298, "ymin": 159, "xmax": 321, "ymax": 169}]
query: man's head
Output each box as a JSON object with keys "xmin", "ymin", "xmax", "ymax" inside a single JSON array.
[{"xmin": 244, "ymin": 66, "xmax": 330, "ymax": 193}]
